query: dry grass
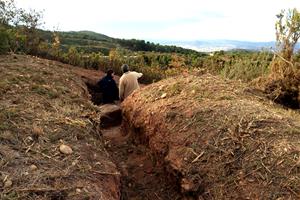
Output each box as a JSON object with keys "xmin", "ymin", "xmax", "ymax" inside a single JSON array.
[
  {"xmin": 122, "ymin": 73, "xmax": 300, "ymax": 199},
  {"xmin": 0, "ymin": 55, "xmax": 120, "ymax": 200},
  {"xmin": 250, "ymin": 69, "xmax": 300, "ymax": 109}
]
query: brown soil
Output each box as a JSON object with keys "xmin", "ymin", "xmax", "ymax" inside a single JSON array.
[
  {"xmin": 102, "ymin": 126, "xmax": 182, "ymax": 200},
  {"xmin": 122, "ymin": 74, "xmax": 300, "ymax": 199},
  {"xmin": 0, "ymin": 54, "xmax": 183, "ymax": 200},
  {"xmin": 0, "ymin": 55, "xmax": 120, "ymax": 200},
  {"xmin": 7, "ymin": 54, "xmax": 300, "ymax": 200},
  {"xmin": 73, "ymin": 66, "xmax": 120, "ymax": 86},
  {"xmin": 79, "ymin": 65, "xmax": 181, "ymax": 199}
]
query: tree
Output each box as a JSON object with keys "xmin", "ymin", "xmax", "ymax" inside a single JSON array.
[
  {"xmin": 0, "ymin": 0, "xmax": 17, "ymax": 25},
  {"xmin": 0, "ymin": 0, "xmax": 43, "ymax": 54},
  {"xmin": 49, "ymin": 32, "xmax": 61, "ymax": 58},
  {"xmin": 0, "ymin": 0, "xmax": 16, "ymax": 53},
  {"xmin": 271, "ymin": 8, "xmax": 300, "ymax": 78},
  {"xmin": 0, "ymin": 26, "xmax": 10, "ymax": 53},
  {"xmin": 265, "ymin": 8, "xmax": 300, "ymax": 109},
  {"xmin": 16, "ymin": 9, "xmax": 43, "ymax": 54}
]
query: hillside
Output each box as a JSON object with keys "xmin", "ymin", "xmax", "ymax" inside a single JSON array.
[
  {"xmin": 39, "ymin": 30, "xmax": 203, "ymax": 56},
  {"xmin": 39, "ymin": 30, "xmax": 116, "ymax": 55}
]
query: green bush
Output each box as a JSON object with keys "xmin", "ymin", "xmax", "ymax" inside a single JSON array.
[
  {"xmin": 220, "ymin": 60, "xmax": 270, "ymax": 82},
  {"xmin": 0, "ymin": 27, "xmax": 10, "ymax": 54}
]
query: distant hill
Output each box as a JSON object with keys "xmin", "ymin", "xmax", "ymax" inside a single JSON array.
[
  {"xmin": 157, "ymin": 40, "xmax": 276, "ymax": 52},
  {"xmin": 70, "ymin": 30, "xmax": 113, "ymax": 41},
  {"xmin": 39, "ymin": 30, "xmax": 117, "ymax": 55},
  {"xmin": 39, "ymin": 30, "xmax": 203, "ymax": 56},
  {"xmin": 39, "ymin": 30, "xmax": 300, "ymax": 54},
  {"xmin": 158, "ymin": 40, "xmax": 300, "ymax": 52}
]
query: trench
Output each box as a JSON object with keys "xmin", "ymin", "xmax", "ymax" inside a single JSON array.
[
  {"xmin": 102, "ymin": 126, "xmax": 182, "ymax": 200},
  {"xmin": 83, "ymin": 79, "xmax": 184, "ymax": 200}
]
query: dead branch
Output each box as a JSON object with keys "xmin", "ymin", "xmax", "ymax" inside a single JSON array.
[
  {"xmin": 92, "ymin": 170, "xmax": 120, "ymax": 176},
  {"xmin": 192, "ymin": 151, "xmax": 204, "ymax": 163},
  {"xmin": 16, "ymin": 186, "xmax": 83, "ymax": 193},
  {"xmin": 272, "ymin": 50, "xmax": 295, "ymax": 68}
]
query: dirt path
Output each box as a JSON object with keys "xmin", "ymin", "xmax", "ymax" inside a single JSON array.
[{"xmin": 102, "ymin": 126, "xmax": 182, "ymax": 200}]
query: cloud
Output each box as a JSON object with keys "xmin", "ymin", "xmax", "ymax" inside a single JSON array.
[{"xmin": 14, "ymin": 0, "xmax": 300, "ymax": 41}]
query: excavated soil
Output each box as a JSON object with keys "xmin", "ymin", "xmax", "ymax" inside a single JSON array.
[
  {"xmin": 122, "ymin": 74, "xmax": 300, "ymax": 199},
  {"xmin": 0, "ymin": 54, "xmax": 182, "ymax": 200},
  {"xmin": 0, "ymin": 55, "xmax": 120, "ymax": 200}
]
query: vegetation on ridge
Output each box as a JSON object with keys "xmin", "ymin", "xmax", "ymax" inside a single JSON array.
[{"xmin": 1, "ymin": 0, "xmax": 300, "ymax": 107}]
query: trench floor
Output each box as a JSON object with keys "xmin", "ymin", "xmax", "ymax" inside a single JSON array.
[{"xmin": 102, "ymin": 126, "xmax": 182, "ymax": 200}]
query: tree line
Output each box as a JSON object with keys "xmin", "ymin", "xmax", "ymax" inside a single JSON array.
[{"xmin": 1, "ymin": 0, "xmax": 300, "ymax": 92}]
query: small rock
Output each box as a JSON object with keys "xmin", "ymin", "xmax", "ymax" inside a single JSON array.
[
  {"xmin": 72, "ymin": 161, "xmax": 78, "ymax": 166},
  {"xmin": 161, "ymin": 93, "xmax": 167, "ymax": 98},
  {"xmin": 30, "ymin": 164, "xmax": 38, "ymax": 171},
  {"xmin": 4, "ymin": 179, "xmax": 13, "ymax": 188},
  {"xmin": 76, "ymin": 188, "xmax": 82, "ymax": 193},
  {"xmin": 59, "ymin": 144, "xmax": 73, "ymax": 155},
  {"xmin": 27, "ymin": 136, "xmax": 33, "ymax": 142}
]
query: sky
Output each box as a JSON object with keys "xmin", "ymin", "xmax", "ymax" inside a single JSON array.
[{"xmin": 15, "ymin": 0, "xmax": 300, "ymax": 42}]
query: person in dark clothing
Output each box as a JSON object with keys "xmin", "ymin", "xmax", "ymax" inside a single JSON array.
[{"xmin": 97, "ymin": 69, "xmax": 119, "ymax": 104}]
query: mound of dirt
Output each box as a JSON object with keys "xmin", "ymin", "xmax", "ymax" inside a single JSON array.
[
  {"xmin": 0, "ymin": 55, "xmax": 120, "ymax": 199},
  {"xmin": 122, "ymin": 73, "xmax": 300, "ymax": 199}
]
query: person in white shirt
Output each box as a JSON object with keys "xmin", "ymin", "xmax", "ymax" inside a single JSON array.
[{"xmin": 119, "ymin": 64, "xmax": 143, "ymax": 101}]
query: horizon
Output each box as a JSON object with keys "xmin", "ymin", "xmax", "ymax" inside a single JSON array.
[
  {"xmin": 57, "ymin": 30, "xmax": 278, "ymax": 43},
  {"xmin": 15, "ymin": 0, "xmax": 300, "ymax": 43}
]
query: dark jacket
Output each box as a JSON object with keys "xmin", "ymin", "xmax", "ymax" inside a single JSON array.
[{"xmin": 97, "ymin": 75, "xmax": 119, "ymax": 104}]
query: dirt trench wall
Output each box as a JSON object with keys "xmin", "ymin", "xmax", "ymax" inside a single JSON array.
[
  {"xmin": 0, "ymin": 55, "xmax": 121, "ymax": 200},
  {"xmin": 122, "ymin": 74, "xmax": 300, "ymax": 199}
]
